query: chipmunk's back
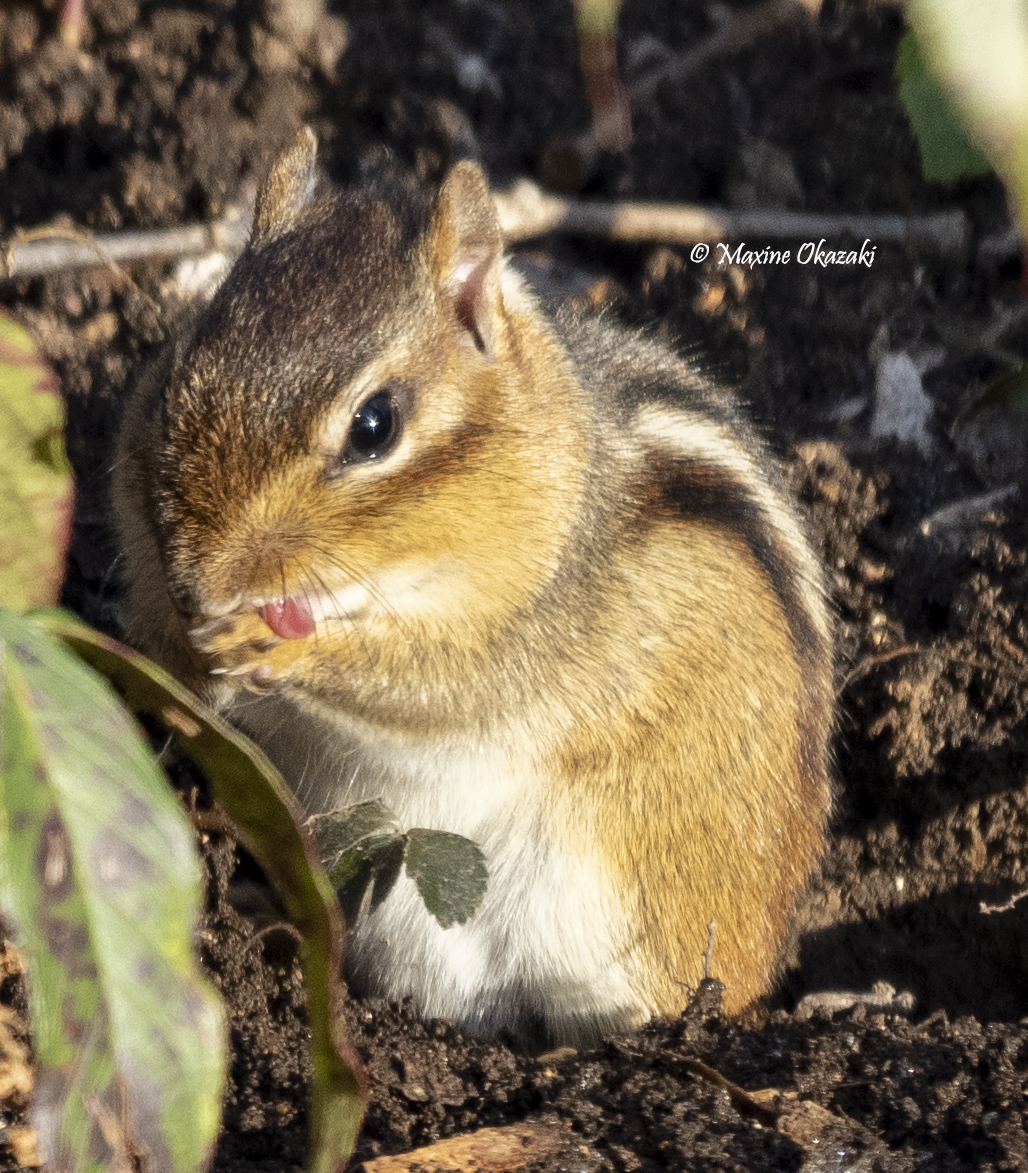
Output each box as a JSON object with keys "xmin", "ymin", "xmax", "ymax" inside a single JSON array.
[{"xmin": 114, "ymin": 129, "xmax": 832, "ymax": 1048}]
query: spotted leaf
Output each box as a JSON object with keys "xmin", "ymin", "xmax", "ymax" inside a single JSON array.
[
  {"xmin": 0, "ymin": 608, "xmax": 225, "ymax": 1173},
  {"xmin": 33, "ymin": 607, "xmax": 365, "ymax": 1173}
]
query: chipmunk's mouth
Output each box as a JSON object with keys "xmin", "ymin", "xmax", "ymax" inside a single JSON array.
[
  {"xmin": 258, "ymin": 596, "xmax": 316, "ymax": 640},
  {"xmin": 255, "ymin": 584, "xmax": 371, "ymax": 638},
  {"xmin": 238, "ymin": 563, "xmax": 453, "ymax": 642}
]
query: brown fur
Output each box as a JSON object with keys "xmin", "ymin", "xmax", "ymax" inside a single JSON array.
[{"xmin": 113, "ymin": 128, "xmax": 832, "ymax": 1044}]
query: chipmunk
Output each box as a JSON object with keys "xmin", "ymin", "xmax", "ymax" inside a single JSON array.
[{"xmin": 114, "ymin": 127, "xmax": 833, "ymax": 1048}]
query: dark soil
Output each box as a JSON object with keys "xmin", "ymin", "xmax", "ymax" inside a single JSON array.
[{"xmin": 3, "ymin": 0, "xmax": 1028, "ymax": 1169}]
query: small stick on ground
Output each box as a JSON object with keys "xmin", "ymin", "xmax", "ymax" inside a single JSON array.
[
  {"xmin": 631, "ymin": 0, "xmax": 816, "ymax": 108},
  {"xmin": 1, "ymin": 215, "xmax": 250, "ymax": 281},
  {"xmin": 494, "ymin": 180, "xmax": 968, "ymax": 251},
  {"xmin": 660, "ymin": 1054, "xmax": 780, "ymax": 1125},
  {"xmin": 360, "ymin": 1121, "xmax": 569, "ymax": 1173},
  {"xmin": 794, "ymin": 981, "xmax": 916, "ymax": 1020},
  {"xmin": 837, "ymin": 645, "xmax": 920, "ymax": 696},
  {"xmin": 980, "ymin": 888, "xmax": 1028, "ymax": 914},
  {"xmin": 543, "ymin": 0, "xmax": 821, "ymax": 187},
  {"xmin": 2, "ymin": 187, "xmax": 967, "ymax": 286}
]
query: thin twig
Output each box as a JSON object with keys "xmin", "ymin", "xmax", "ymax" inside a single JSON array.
[
  {"xmin": 917, "ymin": 485, "xmax": 1020, "ymax": 538},
  {"xmin": 245, "ymin": 921, "xmax": 304, "ymax": 954},
  {"xmin": 794, "ymin": 982, "xmax": 916, "ymax": 1019},
  {"xmin": 2, "ymin": 185, "xmax": 967, "ymax": 287},
  {"xmin": 544, "ymin": 0, "xmax": 820, "ymax": 185},
  {"xmin": 660, "ymin": 1054, "xmax": 780, "ymax": 1124},
  {"xmin": 360, "ymin": 1122, "xmax": 566, "ymax": 1173},
  {"xmin": 494, "ymin": 179, "xmax": 967, "ymax": 250},
  {"xmin": 632, "ymin": 0, "xmax": 814, "ymax": 108},
  {"xmin": 980, "ymin": 888, "xmax": 1028, "ymax": 914},
  {"xmin": 837, "ymin": 645, "xmax": 920, "ymax": 696},
  {"xmin": 1, "ymin": 214, "xmax": 250, "ymax": 281}
]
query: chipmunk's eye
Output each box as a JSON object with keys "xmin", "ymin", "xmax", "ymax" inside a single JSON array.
[{"xmin": 347, "ymin": 392, "xmax": 399, "ymax": 460}]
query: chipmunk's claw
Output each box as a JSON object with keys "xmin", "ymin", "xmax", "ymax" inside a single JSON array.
[
  {"xmin": 189, "ymin": 609, "xmax": 276, "ymax": 657},
  {"xmin": 222, "ymin": 661, "xmax": 277, "ymax": 692},
  {"xmin": 187, "ymin": 614, "xmax": 236, "ymax": 649},
  {"xmin": 187, "ymin": 608, "xmax": 306, "ymax": 690}
]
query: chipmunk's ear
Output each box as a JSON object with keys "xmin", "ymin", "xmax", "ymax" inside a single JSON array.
[
  {"xmin": 427, "ymin": 161, "xmax": 503, "ymax": 361},
  {"xmin": 252, "ymin": 126, "xmax": 318, "ymax": 246}
]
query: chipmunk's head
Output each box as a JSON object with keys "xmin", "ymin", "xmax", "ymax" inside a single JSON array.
[{"xmin": 148, "ymin": 129, "xmax": 588, "ymax": 711}]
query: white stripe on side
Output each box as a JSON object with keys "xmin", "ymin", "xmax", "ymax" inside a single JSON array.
[{"xmin": 632, "ymin": 404, "xmax": 830, "ymax": 647}]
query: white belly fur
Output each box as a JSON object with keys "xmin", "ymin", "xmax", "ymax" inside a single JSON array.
[{"xmin": 231, "ymin": 692, "xmax": 649, "ymax": 1044}]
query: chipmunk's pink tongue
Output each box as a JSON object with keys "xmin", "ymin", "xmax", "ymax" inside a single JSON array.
[{"xmin": 259, "ymin": 596, "xmax": 316, "ymax": 640}]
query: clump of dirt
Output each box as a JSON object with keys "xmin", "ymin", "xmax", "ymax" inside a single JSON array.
[
  {"xmin": 3, "ymin": 0, "xmax": 1028, "ymax": 1168},
  {"xmin": 200, "ymin": 837, "xmax": 310, "ymax": 1153}
]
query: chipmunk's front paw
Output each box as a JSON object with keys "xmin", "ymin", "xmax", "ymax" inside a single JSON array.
[{"xmin": 187, "ymin": 610, "xmax": 308, "ymax": 691}]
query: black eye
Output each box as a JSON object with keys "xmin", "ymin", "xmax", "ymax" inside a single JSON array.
[{"xmin": 348, "ymin": 392, "xmax": 399, "ymax": 460}]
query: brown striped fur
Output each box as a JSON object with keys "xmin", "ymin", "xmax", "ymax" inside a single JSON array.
[{"xmin": 113, "ymin": 129, "xmax": 832, "ymax": 1047}]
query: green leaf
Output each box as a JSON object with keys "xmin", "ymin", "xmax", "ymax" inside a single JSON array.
[
  {"xmin": 307, "ymin": 807, "xmax": 488, "ymax": 931},
  {"xmin": 326, "ymin": 846, "xmax": 375, "ymax": 928},
  {"xmin": 325, "ymin": 833, "xmax": 393, "ymax": 927},
  {"xmin": 367, "ymin": 835, "xmax": 405, "ymax": 912},
  {"xmin": 339, "ymin": 836, "xmax": 405, "ymax": 928},
  {"xmin": 307, "ymin": 805, "xmax": 405, "ymax": 928},
  {"xmin": 307, "ymin": 800, "xmax": 400, "ymax": 872},
  {"xmin": 0, "ymin": 314, "xmax": 73, "ymax": 609},
  {"xmin": 404, "ymin": 829, "xmax": 488, "ymax": 930},
  {"xmin": 0, "ymin": 608, "xmax": 225, "ymax": 1173},
  {"xmin": 896, "ymin": 30, "xmax": 992, "ymax": 183},
  {"xmin": 33, "ymin": 608, "xmax": 365, "ymax": 1173},
  {"xmin": 905, "ymin": 0, "xmax": 1028, "ymax": 236}
]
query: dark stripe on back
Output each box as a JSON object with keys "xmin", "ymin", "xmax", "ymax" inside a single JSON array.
[
  {"xmin": 656, "ymin": 455, "xmax": 827, "ymax": 673},
  {"xmin": 659, "ymin": 454, "xmax": 833, "ymax": 810}
]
